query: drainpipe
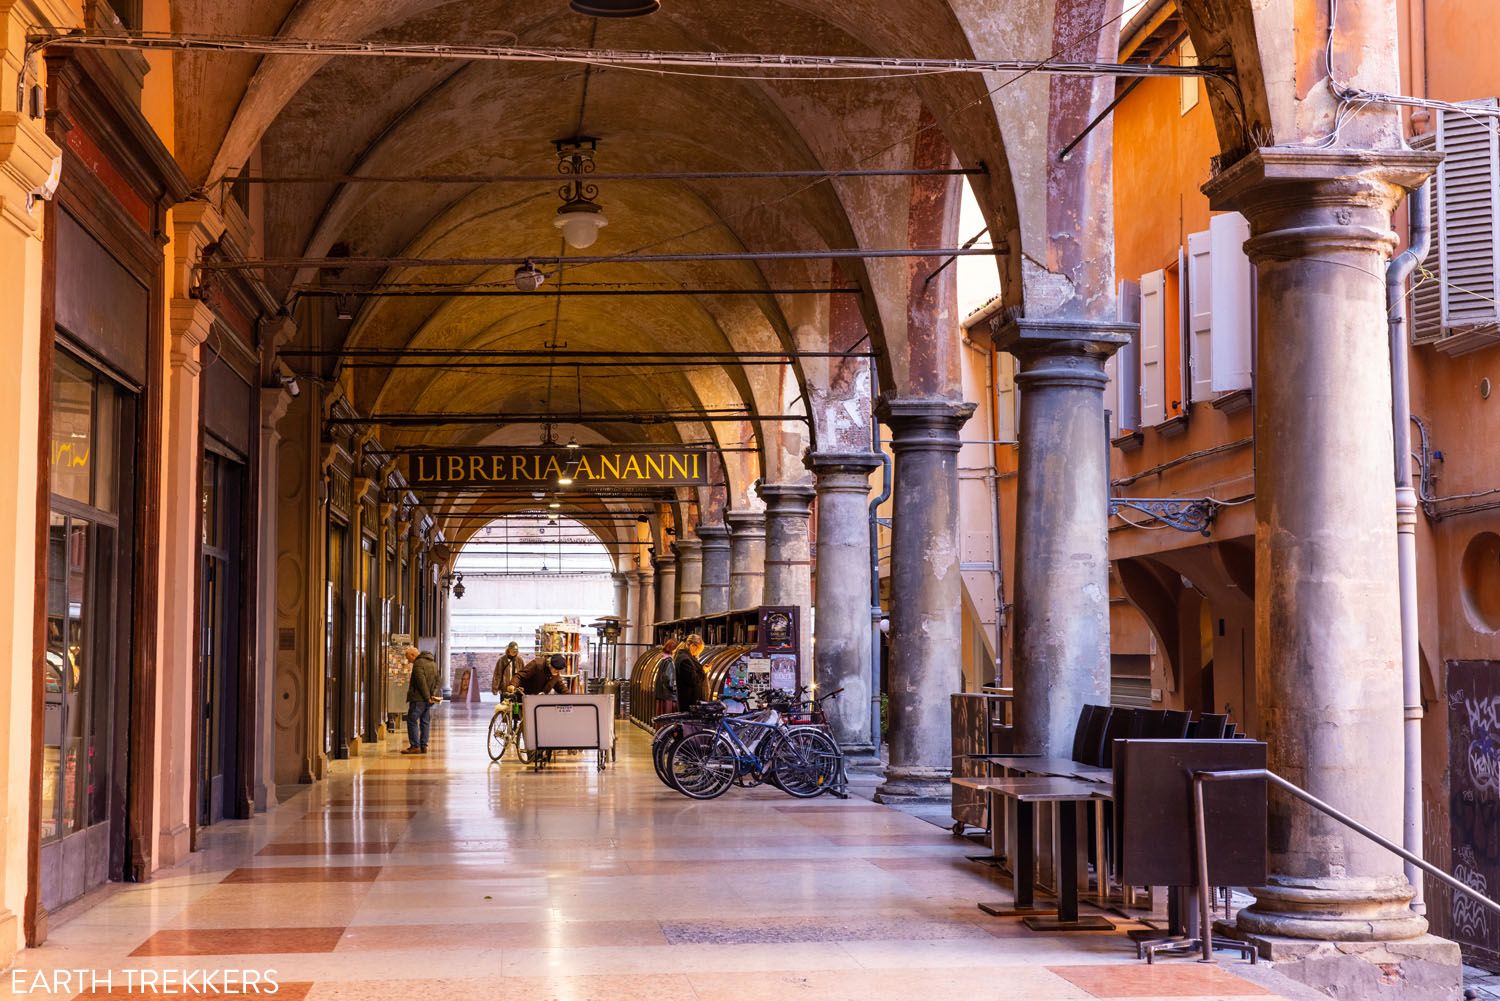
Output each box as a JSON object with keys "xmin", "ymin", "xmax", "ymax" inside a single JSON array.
[
  {"xmin": 870, "ymin": 375, "xmax": 893, "ymax": 763},
  {"xmin": 1386, "ymin": 179, "xmax": 1432, "ymax": 916}
]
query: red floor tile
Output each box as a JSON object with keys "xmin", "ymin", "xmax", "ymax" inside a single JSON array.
[
  {"xmin": 1048, "ymin": 963, "xmax": 1272, "ymax": 998},
  {"xmin": 256, "ymin": 841, "xmax": 394, "ymax": 856},
  {"xmin": 131, "ymin": 925, "xmax": 345, "ymax": 956},
  {"xmin": 221, "ymin": 865, "xmax": 383, "ymax": 884}
]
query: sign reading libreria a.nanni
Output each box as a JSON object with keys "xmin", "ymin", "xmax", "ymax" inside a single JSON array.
[{"xmin": 407, "ymin": 449, "xmax": 708, "ymax": 488}]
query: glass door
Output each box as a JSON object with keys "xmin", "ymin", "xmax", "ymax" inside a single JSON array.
[{"xmin": 198, "ymin": 450, "xmax": 245, "ymax": 825}]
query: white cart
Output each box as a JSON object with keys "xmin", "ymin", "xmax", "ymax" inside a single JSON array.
[{"xmin": 521, "ymin": 693, "xmax": 616, "ymax": 771}]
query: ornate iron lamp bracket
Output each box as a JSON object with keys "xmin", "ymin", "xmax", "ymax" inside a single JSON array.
[{"xmin": 1109, "ymin": 497, "xmax": 1217, "ymax": 536}]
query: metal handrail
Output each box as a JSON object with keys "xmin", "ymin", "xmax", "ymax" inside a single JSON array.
[{"xmin": 1191, "ymin": 768, "xmax": 1500, "ymax": 963}]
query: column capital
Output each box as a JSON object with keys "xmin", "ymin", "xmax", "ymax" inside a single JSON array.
[
  {"xmin": 170, "ymin": 199, "xmax": 225, "ymax": 297},
  {"xmin": 695, "ymin": 522, "xmax": 730, "ymax": 546},
  {"xmin": 260, "ymin": 385, "xmax": 293, "ymax": 431},
  {"xmin": 653, "ymin": 551, "xmax": 677, "ymax": 570},
  {"xmin": 992, "ymin": 316, "xmax": 1131, "ymax": 362},
  {"xmin": 0, "ymin": 110, "xmax": 60, "ymax": 236},
  {"xmin": 671, "ymin": 537, "xmax": 701, "ymax": 559},
  {"xmin": 875, "ymin": 397, "xmax": 976, "ymax": 451},
  {"xmin": 1203, "ymin": 146, "xmax": 1438, "ymax": 260},
  {"xmin": 725, "ymin": 509, "xmax": 766, "ymax": 537},
  {"xmin": 168, "ymin": 299, "xmax": 213, "ymax": 374},
  {"xmin": 756, "ymin": 481, "xmax": 816, "ymax": 514}
]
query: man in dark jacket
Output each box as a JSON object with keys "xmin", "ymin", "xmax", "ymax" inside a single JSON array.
[
  {"xmin": 674, "ymin": 634, "xmax": 707, "ymax": 710},
  {"xmin": 492, "ymin": 642, "xmax": 525, "ymax": 695},
  {"xmin": 518, "ymin": 654, "xmax": 569, "ymax": 696},
  {"xmin": 403, "ymin": 646, "xmax": 440, "ymax": 754}
]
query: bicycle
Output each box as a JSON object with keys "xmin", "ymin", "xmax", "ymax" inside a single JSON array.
[
  {"xmin": 487, "ymin": 693, "xmax": 543, "ymax": 764},
  {"xmin": 667, "ymin": 707, "xmax": 842, "ymax": 800}
]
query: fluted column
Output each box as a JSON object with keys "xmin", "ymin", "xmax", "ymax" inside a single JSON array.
[
  {"xmin": 698, "ymin": 524, "xmax": 731, "ymax": 616},
  {"xmin": 806, "ymin": 453, "xmax": 881, "ymax": 754},
  {"xmin": 654, "ymin": 552, "xmax": 677, "ymax": 624},
  {"xmin": 1205, "ymin": 148, "xmax": 1436, "ymax": 944},
  {"xmin": 873, "ymin": 398, "xmax": 975, "ymax": 802},
  {"xmin": 726, "ymin": 510, "xmax": 766, "ymax": 610},
  {"xmin": 758, "ymin": 482, "xmax": 814, "ymax": 658},
  {"xmin": 674, "ymin": 538, "xmax": 703, "ymax": 620}
]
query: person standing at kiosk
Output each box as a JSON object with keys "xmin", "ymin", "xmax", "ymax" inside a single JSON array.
[{"xmin": 674, "ymin": 634, "xmax": 707, "ymax": 710}]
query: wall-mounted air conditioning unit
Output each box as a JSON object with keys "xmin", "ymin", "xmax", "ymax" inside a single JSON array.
[{"xmin": 1410, "ymin": 100, "xmax": 1500, "ymax": 356}]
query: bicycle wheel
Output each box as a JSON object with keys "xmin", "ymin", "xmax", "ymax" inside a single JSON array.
[
  {"xmin": 515, "ymin": 722, "xmax": 532, "ymax": 763},
  {"xmin": 770, "ymin": 728, "xmax": 841, "ymax": 798},
  {"xmin": 652, "ymin": 723, "xmax": 684, "ymax": 787},
  {"xmin": 668, "ymin": 732, "xmax": 737, "ymax": 800},
  {"xmin": 487, "ymin": 708, "xmax": 512, "ymax": 762}
]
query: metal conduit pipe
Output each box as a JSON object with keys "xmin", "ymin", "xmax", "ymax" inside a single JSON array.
[{"xmin": 1386, "ymin": 178, "xmax": 1432, "ymax": 915}]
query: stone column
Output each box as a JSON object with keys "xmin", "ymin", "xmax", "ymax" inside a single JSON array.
[
  {"xmin": 874, "ymin": 398, "xmax": 975, "ymax": 802},
  {"xmin": 632, "ymin": 565, "xmax": 655, "ymax": 649},
  {"xmin": 1205, "ymin": 149, "xmax": 1435, "ymax": 946},
  {"xmin": 654, "ymin": 552, "xmax": 677, "ymax": 624},
  {"xmin": 806, "ymin": 453, "xmax": 882, "ymax": 754},
  {"xmin": 726, "ymin": 510, "xmax": 766, "ymax": 610},
  {"xmin": 612, "ymin": 570, "xmax": 630, "ymax": 626},
  {"xmin": 253, "ymin": 388, "xmax": 292, "ymax": 810},
  {"xmin": 698, "ymin": 524, "xmax": 731, "ymax": 616},
  {"xmin": 995, "ymin": 319, "xmax": 1128, "ymax": 758},
  {"xmin": 758, "ymin": 482, "xmax": 815, "ymax": 658},
  {"xmin": 620, "ymin": 568, "xmax": 638, "ymax": 654},
  {"xmin": 674, "ymin": 538, "xmax": 703, "ymax": 620},
  {"xmin": 0, "ymin": 102, "xmax": 60, "ymax": 965}
]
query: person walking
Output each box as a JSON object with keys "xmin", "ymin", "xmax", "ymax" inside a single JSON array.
[
  {"xmin": 402, "ymin": 645, "xmax": 441, "ymax": 755},
  {"xmin": 492, "ymin": 641, "xmax": 525, "ymax": 695},
  {"xmin": 673, "ymin": 634, "xmax": 707, "ymax": 710}
]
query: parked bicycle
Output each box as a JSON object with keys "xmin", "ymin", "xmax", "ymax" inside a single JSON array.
[
  {"xmin": 487, "ymin": 693, "xmax": 542, "ymax": 764},
  {"xmin": 664, "ymin": 689, "xmax": 846, "ymax": 800}
]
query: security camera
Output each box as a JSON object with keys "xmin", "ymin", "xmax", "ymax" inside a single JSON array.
[
  {"xmin": 514, "ymin": 261, "xmax": 546, "ymax": 292},
  {"xmin": 27, "ymin": 154, "xmax": 63, "ymax": 213}
]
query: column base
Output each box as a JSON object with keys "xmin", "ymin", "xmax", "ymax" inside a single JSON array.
[
  {"xmin": 157, "ymin": 823, "xmax": 192, "ymax": 868},
  {"xmin": 1236, "ymin": 875, "xmax": 1429, "ymax": 941},
  {"xmin": 0, "ymin": 907, "xmax": 18, "ymax": 969},
  {"xmin": 1217, "ymin": 922, "xmax": 1460, "ymax": 1001},
  {"xmin": 874, "ymin": 766, "xmax": 952, "ymax": 804}
]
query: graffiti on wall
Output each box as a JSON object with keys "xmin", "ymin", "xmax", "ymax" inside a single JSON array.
[{"xmin": 1449, "ymin": 661, "xmax": 1500, "ymax": 964}]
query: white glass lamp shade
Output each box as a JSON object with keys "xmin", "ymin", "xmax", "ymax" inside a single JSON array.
[{"xmin": 555, "ymin": 207, "xmax": 608, "ymax": 249}]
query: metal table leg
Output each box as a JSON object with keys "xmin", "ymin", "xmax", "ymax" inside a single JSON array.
[{"xmin": 1025, "ymin": 801, "xmax": 1115, "ymax": 932}]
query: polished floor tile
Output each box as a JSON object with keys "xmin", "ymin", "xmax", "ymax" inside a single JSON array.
[{"xmin": 17, "ymin": 705, "xmax": 1300, "ymax": 1001}]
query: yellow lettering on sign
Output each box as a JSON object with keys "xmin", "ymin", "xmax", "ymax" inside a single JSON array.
[
  {"xmin": 470, "ymin": 455, "xmax": 485, "ymax": 482},
  {"xmin": 512, "ymin": 455, "xmax": 528, "ymax": 481},
  {"xmin": 644, "ymin": 454, "xmax": 665, "ymax": 480},
  {"xmin": 446, "ymin": 455, "xmax": 466, "ymax": 481},
  {"xmin": 542, "ymin": 455, "xmax": 563, "ymax": 480},
  {"xmin": 693, "ymin": 452, "xmax": 701, "ymax": 480},
  {"xmin": 668, "ymin": 453, "xmax": 690, "ymax": 480},
  {"xmin": 491, "ymin": 455, "xmax": 507, "ymax": 481},
  {"xmin": 576, "ymin": 455, "xmax": 595, "ymax": 480},
  {"xmin": 600, "ymin": 454, "xmax": 620, "ymax": 479},
  {"xmin": 623, "ymin": 455, "xmax": 643, "ymax": 479},
  {"xmin": 414, "ymin": 454, "xmax": 432, "ymax": 482}
]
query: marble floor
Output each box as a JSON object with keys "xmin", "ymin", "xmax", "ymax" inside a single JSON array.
[{"xmin": 9, "ymin": 704, "xmax": 1313, "ymax": 1001}]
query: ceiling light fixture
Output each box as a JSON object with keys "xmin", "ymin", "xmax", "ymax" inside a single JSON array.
[
  {"xmin": 570, "ymin": 0, "xmax": 660, "ymax": 16},
  {"xmin": 566, "ymin": 435, "xmax": 579, "ymax": 449},
  {"xmin": 554, "ymin": 137, "xmax": 608, "ymax": 250}
]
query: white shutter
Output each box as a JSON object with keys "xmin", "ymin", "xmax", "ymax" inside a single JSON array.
[
  {"xmin": 996, "ymin": 350, "xmax": 1018, "ymax": 443},
  {"xmin": 1139, "ymin": 269, "xmax": 1166, "ymax": 426},
  {"xmin": 1436, "ymin": 100, "xmax": 1500, "ymax": 330},
  {"xmin": 1186, "ymin": 230, "xmax": 1214, "ymax": 402},
  {"xmin": 1408, "ymin": 129, "xmax": 1443, "ymax": 345},
  {"xmin": 1209, "ymin": 212, "xmax": 1254, "ymax": 391},
  {"xmin": 1110, "ymin": 278, "xmax": 1141, "ymax": 432}
]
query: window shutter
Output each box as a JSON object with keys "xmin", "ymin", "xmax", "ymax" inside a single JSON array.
[
  {"xmin": 1186, "ymin": 230, "xmax": 1214, "ymax": 402},
  {"xmin": 1139, "ymin": 269, "xmax": 1167, "ymax": 426},
  {"xmin": 1109, "ymin": 278, "xmax": 1142, "ymax": 432},
  {"xmin": 996, "ymin": 349, "xmax": 1018, "ymax": 443},
  {"xmin": 1419, "ymin": 99, "xmax": 1500, "ymax": 354},
  {"xmin": 1209, "ymin": 211, "xmax": 1254, "ymax": 391},
  {"xmin": 1408, "ymin": 129, "xmax": 1443, "ymax": 345}
]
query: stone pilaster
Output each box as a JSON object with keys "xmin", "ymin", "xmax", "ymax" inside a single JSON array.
[
  {"xmin": 674, "ymin": 538, "xmax": 703, "ymax": 620},
  {"xmin": 654, "ymin": 552, "xmax": 677, "ymax": 624},
  {"xmin": 620, "ymin": 568, "xmax": 638, "ymax": 653},
  {"xmin": 252, "ymin": 387, "xmax": 292, "ymax": 811},
  {"xmin": 633, "ymin": 564, "xmax": 655, "ymax": 649},
  {"xmin": 1204, "ymin": 148, "xmax": 1437, "ymax": 948},
  {"xmin": 873, "ymin": 398, "xmax": 975, "ymax": 802},
  {"xmin": 697, "ymin": 523, "xmax": 732, "ymax": 616},
  {"xmin": 726, "ymin": 509, "xmax": 766, "ymax": 610},
  {"xmin": 757, "ymin": 482, "xmax": 814, "ymax": 660},
  {"xmin": 994, "ymin": 318, "xmax": 1129, "ymax": 759},
  {"xmin": 806, "ymin": 453, "xmax": 882, "ymax": 755},
  {"xmin": 0, "ymin": 98, "xmax": 60, "ymax": 967}
]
